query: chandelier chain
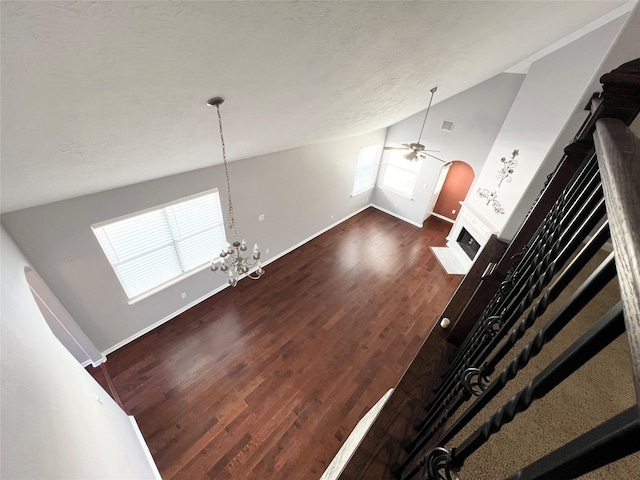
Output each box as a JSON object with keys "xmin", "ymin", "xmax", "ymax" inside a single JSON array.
[
  {"xmin": 209, "ymin": 96, "xmax": 263, "ymax": 286},
  {"xmin": 216, "ymin": 104, "xmax": 238, "ymax": 242}
]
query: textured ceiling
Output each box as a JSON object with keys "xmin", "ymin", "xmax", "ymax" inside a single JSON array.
[{"xmin": 0, "ymin": 1, "xmax": 628, "ymax": 213}]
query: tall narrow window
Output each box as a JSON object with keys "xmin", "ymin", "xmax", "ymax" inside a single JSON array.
[
  {"xmin": 92, "ymin": 190, "xmax": 226, "ymax": 302},
  {"xmin": 352, "ymin": 144, "xmax": 382, "ymax": 195},
  {"xmin": 379, "ymin": 151, "xmax": 421, "ymax": 197}
]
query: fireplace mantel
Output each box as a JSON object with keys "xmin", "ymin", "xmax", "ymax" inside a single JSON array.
[{"xmin": 432, "ymin": 202, "xmax": 500, "ymax": 274}]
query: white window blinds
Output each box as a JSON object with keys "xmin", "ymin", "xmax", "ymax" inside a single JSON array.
[
  {"xmin": 92, "ymin": 190, "xmax": 227, "ymax": 301},
  {"xmin": 352, "ymin": 145, "xmax": 382, "ymax": 195}
]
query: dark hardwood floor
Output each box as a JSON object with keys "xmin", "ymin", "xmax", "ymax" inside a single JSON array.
[{"xmin": 92, "ymin": 208, "xmax": 461, "ymax": 479}]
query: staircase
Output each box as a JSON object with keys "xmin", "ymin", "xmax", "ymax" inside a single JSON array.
[{"xmin": 335, "ymin": 59, "xmax": 640, "ymax": 480}]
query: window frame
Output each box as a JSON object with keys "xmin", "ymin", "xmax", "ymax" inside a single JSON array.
[
  {"xmin": 91, "ymin": 189, "xmax": 227, "ymax": 304},
  {"xmin": 378, "ymin": 150, "xmax": 422, "ymax": 198},
  {"xmin": 351, "ymin": 144, "xmax": 382, "ymax": 196}
]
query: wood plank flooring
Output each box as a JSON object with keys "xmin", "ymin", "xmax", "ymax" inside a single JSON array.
[{"xmin": 94, "ymin": 208, "xmax": 461, "ymax": 479}]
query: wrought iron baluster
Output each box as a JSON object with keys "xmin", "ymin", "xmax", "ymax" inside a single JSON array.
[
  {"xmin": 480, "ymin": 200, "xmax": 609, "ymax": 378},
  {"xmin": 373, "ymin": 63, "xmax": 640, "ymax": 480},
  {"xmin": 405, "ymin": 153, "xmax": 608, "ymax": 480},
  {"xmin": 437, "ymin": 253, "xmax": 617, "ymax": 447},
  {"xmin": 419, "ymin": 169, "xmax": 604, "ymax": 431},
  {"xmin": 399, "ymin": 222, "xmax": 612, "ymax": 470},
  {"xmin": 436, "ymin": 154, "xmax": 600, "ymax": 388},
  {"xmin": 425, "ymin": 301, "xmax": 625, "ymax": 479},
  {"xmin": 494, "ymin": 159, "xmax": 601, "ymax": 313},
  {"xmin": 507, "ymin": 406, "xmax": 640, "ymax": 480}
]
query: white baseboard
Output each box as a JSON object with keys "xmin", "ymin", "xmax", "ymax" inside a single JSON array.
[
  {"xmin": 129, "ymin": 416, "xmax": 162, "ymax": 480},
  {"xmin": 102, "ymin": 281, "xmax": 230, "ymax": 356},
  {"xmin": 429, "ymin": 212, "xmax": 455, "ymax": 224},
  {"xmin": 91, "ymin": 355, "xmax": 107, "ymax": 367},
  {"xmin": 101, "ymin": 205, "xmax": 373, "ymax": 357},
  {"xmin": 370, "ymin": 205, "xmax": 423, "ymax": 228},
  {"xmin": 260, "ymin": 205, "xmax": 372, "ymax": 267},
  {"xmin": 81, "ymin": 355, "xmax": 107, "ymax": 368}
]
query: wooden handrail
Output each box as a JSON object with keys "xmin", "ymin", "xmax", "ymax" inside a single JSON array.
[
  {"xmin": 338, "ymin": 60, "xmax": 640, "ymax": 480},
  {"xmin": 594, "ymin": 118, "xmax": 640, "ymax": 404}
]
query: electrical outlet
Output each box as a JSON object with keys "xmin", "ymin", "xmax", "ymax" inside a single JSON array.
[
  {"xmin": 181, "ymin": 292, "xmax": 187, "ymax": 299},
  {"xmin": 394, "ymin": 204, "xmax": 398, "ymax": 208},
  {"xmin": 266, "ymin": 248, "xmax": 270, "ymax": 254},
  {"xmin": 452, "ymin": 209, "xmax": 456, "ymax": 214},
  {"xmin": 259, "ymin": 214, "xmax": 265, "ymax": 221},
  {"xmin": 330, "ymin": 214, "xmax": 334, "ymax": 220}
]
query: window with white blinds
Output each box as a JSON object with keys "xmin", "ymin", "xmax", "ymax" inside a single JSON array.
[
  {"xmin": 92, "ymin": 190, "xmax": 227, "ymax": 302},
  {"xmin": 352, "ymin": 144, "xmax": 382, "ymax": 195}
]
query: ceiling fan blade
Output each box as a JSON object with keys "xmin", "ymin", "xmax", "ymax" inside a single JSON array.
[
  {"xmin": 384, "ymin": 146, "xmax": 410, "ymax": 151},
  {"xmin": 401, "ymin": 143, "xmax": 413, "ymax": 149},
  {"xmin": 425, "ymin": 152, "xmax": 448, "ymax": 163}
]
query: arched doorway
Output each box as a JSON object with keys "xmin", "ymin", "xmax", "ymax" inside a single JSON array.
[
  {"xmin": 431, "ymin": 161, "xmax": 475, "ymax": 222},
  {"xmin": 25, "ymin": 267, "xmax": 104, "ymax": 366}
]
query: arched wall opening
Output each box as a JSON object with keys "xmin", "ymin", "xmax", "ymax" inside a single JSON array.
[{"xmin": 431, "ymin": 161, "xmax": 475, "ymax": 222}]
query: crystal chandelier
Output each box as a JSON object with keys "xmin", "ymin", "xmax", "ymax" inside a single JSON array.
[{"xmin": 207, "ymin": 97, "xmax": 264, "ymax": 286}]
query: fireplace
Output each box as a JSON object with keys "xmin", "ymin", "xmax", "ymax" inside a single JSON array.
[
  {"xmin": 431, "ymin": 202, "xmax": 499, "ymax": 275},
  {"xmin": 457, "ymin": 227, "xmax": 481, "ymax": 261}
]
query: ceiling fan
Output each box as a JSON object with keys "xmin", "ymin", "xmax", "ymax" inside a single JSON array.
[{"xmin": 384, "ymin": 86, "xmax": 448, "ymax": 163}]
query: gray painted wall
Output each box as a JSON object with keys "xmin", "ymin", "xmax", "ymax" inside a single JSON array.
[
  {"xmin": 1, "ymin": 227, "xmax": 158, "ymax": 479},
  {"xmin": 1, "ymin": 129, "xmax": 385, "ymax": 352},
  {"xmin": 371, "ymin": 73, "xmax": 526, "ymax": 225},
  {"xmin": 468, "ymin": 14, "xmax": 628, "ymax": 233},
  {"xmin": 3, "ymin": 7, "xmax": 635, "ymax": 358},
  {"xmin": 501, "ymin": 6, "xmax": 640, "ymax": 240}
]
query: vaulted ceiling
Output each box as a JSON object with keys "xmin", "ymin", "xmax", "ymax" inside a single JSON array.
[{"xmin": 0, "ymin": 1, "xmax": 628, "ymax": 213}]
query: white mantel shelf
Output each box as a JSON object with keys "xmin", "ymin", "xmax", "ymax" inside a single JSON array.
[
  {"xmin": 432, "ymin": 202, "xmax": 500, "ymax": 275},
  {"xmin": 459, "ymin": 200, "xmax": 502, "ymax": 233}
]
